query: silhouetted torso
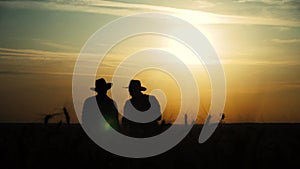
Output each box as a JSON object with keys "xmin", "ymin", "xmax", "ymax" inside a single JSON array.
[
  {"xmin": 130, "ymin": 94, "xmax": 151, "ymax": 111},
  {"xmin": 122, "ymin": 93, "xmax": 161, "ymax": 137},
  {"xmin": 82, "ymin": 95, "xmax": 120, "ymax": 132},
  {"xmin": 96, "ymin": 94, "xmax": 120, "ymax": 130}
]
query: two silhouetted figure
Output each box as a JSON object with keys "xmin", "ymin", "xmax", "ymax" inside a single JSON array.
[{"xmin": 82, "ymin": 78, "xmax": 161, "ymax": 137}]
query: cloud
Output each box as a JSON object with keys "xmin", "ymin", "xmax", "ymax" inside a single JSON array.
[
  {"xmin": 271, "ymin": 38, "xmax": 300, "ymax": 44},
  {"xmin": 235, "ymin": 0, "xmax": 300, "ymax": 18},
  {"xmin": 237, "ymin": 0, "xmax": 293, "ymax": 5},
  {"xmin": 0, "ymin": 47, "xmax": 133, "ymax": 77},
  {"xmin": 0, "ymin": 47, "xmax": 78, "ymax": 76},
  {"xmin": 0, "ymin": 47, "xmax": 76, "ymax": 61},
  {"xmin": 276, "ymin": 81, "xmax": 300, "ymax": 89},
  {"xmin": 31, "ymin": 39, "xmax": 77, "ymax": 51},
  {"xmin": 192, "ymin": 1, "xmax": 216, "ymax": 8},
  {"xmin": 0, "ymin": 70, "xmax": 73, "ymax": 76},
  {"xmin": 225, "ymin": 59, "xmax": 300, "ymax": 66},
  {"xmin": 0, "ymin": 0, "xmax": 299, "ymax": 27}
]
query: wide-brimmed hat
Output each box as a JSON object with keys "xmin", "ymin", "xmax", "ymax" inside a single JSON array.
[
  {"xmin": 126, "ymin": 80, "xmax": 146, "ymax": 91},
  {"xmin": 90, "ymin": 78, "xmax": 112, "ymax": 92}
]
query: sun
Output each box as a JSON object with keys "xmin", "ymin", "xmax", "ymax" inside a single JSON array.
[{"xmin": 158, "ymin": 36, "xmax": 203, "ymax": 66}]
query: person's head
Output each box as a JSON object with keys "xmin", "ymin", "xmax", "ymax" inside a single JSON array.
[
  {"xmin": 91, "ymin": 78, "xmax": 112, "ymax": 94},
  {"xmin": 128, "ymin": 80, "xmax": 146, "ymax": 97}
]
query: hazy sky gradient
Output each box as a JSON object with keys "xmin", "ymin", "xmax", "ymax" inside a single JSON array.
[{"xmin": 0, "ymin": 0, "xmax": 300, "ymax": 123}]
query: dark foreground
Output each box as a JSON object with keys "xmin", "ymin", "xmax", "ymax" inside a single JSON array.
[{"xmin": 0, "ymin": 123, "xmax": 299, "ymax": 169}]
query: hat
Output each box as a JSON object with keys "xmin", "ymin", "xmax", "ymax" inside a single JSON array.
[
  {"xmin": 126, "ymin": 80, "xmax": 146, "ymax": 91},
  {"xmin": 90, "ymin": 78, "xmax": 112, "ymax": 92}
]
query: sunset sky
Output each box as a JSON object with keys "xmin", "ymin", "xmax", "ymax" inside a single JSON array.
[{"xmin": 0, "ymin": 0, "xmax": 300, "ymax": 123}]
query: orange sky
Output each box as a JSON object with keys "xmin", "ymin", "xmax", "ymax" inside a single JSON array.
[{"xmin": 0, "ymin": 0, "xmax": 300, "ymax": 123}]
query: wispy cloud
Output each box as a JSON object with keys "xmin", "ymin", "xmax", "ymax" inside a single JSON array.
[
  {"xmin": 276, "ymin": 81, "xmax": 300, "ymax": 89},
  {"xmin": 192, "ymin": 0, "xmax": 216, "ymax": 9},
  {"xmin": 31, "ymin": 39, "xmax": 77, "ymax": 51},
  {"xmin": 235, "ymin": 0, "xmax": 300, "ymax": 20},
  {"xmin": 0, "ymin": 47, "xmax": 77, "ymax": 76},
  {"xmin": 1, "ymin": 47, "xmax": 299, "ymax": 68},
  {"xmin": 237, "ymin": 0, "xmax": 294, "ymax": 5},
  {"xmin": 0, "ymin": 47, "xmax": 76, "ymax": 61},
  {"xmin": 0, "ymin": 70, "xmax": 73, "ymax": 76},
  {"xmin": 0, "ymin": 47, "xmax": 135, "ymax": 77},
  {"xmin": 0, "ymin": 0, "xmax": 299, "ymax": 27},
  {"xmin": 225, "ymin": 58, "xmax": 300, "ymax": 66},
  {"xmin": 271, "ymin": 38, "xmax": 300, "ymax": 44}
]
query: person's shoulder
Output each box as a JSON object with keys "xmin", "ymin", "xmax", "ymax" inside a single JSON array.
[
  {"xmin": 96, "ymin": 94, "xmax": 114, "ymax": 102},
  {"xmin": 148, "ymin": 95, "xmax": 158, "ymax": 100},
  {"xmin": 105, "ymin": 95, "xmax": 114, "ymax": 102},
  {"xmin": 142, "ymin": 94, "xmax": 150, "ymax": 99},
  {"xmin": 124, "ymin": 99, "xmax": 131, "ymax": 105},
  {"xmin": 103, "ymin": 96, "xmax": 116, "ymax": 105},
  {"xmin": 84, "ymin": 96, "xmax": 96, "ymax": 103},
  {"xmin": 86, "ymin": 96, "xmax": 96, "ymax": 100},
  {"xmin": 149, "ymin": 95, "xmax": 155, "ymax": 98}
]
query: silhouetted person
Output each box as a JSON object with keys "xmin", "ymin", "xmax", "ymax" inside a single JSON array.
[
  {"xmin": 63, "ymin": 107, "xmax": 70, "ymax": 125},
  {"xmin": 82, "ymin": 78, "xmax": 120, "ymax": 131},
  {"xmin": 122, "ymin": 80, "xmax": 161, "ymax": 137}
]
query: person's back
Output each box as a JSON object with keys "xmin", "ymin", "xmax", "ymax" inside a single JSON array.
[
  {"xmin": 122, "ymin": 80, "xmax": 161, "ymax": 137},
  {"xmin": 96, "ymin": 94, "xmax": 120, "ymax": 131},
  {"xmin": 82, "ymin": 78, "xmax": 120, "ymax": 132}
]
